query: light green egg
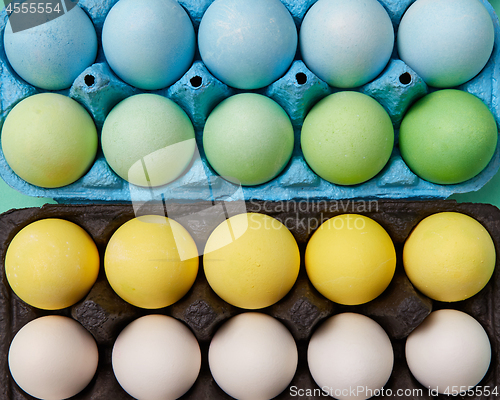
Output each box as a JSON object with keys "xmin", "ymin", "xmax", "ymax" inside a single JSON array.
[
  {"xmin": 203, "ymin": 93, "xmax": 294, "ymax": 186},
  {"xmin": 301, "ymin": 91, "xmax": 394, "ymax": 185},
  {"xmin": 101, "ymin": 94, "xmax": 195, "ymax": 187},
  {"xmin": 399, "ymin": 89, "xmax": 498, "ymax": 184},
  {"xmin": 1, "ymin": 93, "xmax": 97, "ymax": 188}
]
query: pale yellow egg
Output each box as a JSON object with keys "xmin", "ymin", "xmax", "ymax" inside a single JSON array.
[
  {"xmin": 305, "ymin": 214, "xmax": 396, "ymax": 305},
  {"xmin": 203, "ymin": 213, "xmax": 300, "ymax": 309},
  {"xmin": 104, "ymin": 215, "xmax": 199, "ymax": 309},
  {"xmin": 5, "ymin": 219, "xmax": 100, "ymax": 310},
  {"xmin": 403, "ymin": 212, "xmax": 495, "ymax": 302}
]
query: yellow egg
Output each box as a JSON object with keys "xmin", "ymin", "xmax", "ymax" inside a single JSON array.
[
  {"xmin": 305, "ymin": 214, "xmax": 396, "ymax": 305},
  {"xmin": 203, "ymin": 213, "xmax": 300, "ymax": 309},
  {"xmin": 5, "ymin": 219, "xmax": 100, "ymax": 310},
  {"xmin": 104, "ymin": 215, "xmax": 199, "ymax": 309},
  {"xmin": 403, "ymin": 212, "xmax": 495, "ymax": 302}
]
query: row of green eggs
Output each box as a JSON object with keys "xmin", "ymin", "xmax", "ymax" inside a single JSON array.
[{"xmin": 1, "ymin": 86, "xmax": 497, "ymax": 192}]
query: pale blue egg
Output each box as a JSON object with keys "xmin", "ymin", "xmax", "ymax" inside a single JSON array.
[
  {"xmin": 397, "ymin": 0, "xmax": 494, "ymax": 88},
  {"xmin": 102, "ymin": 0, "xmax": 195, "ymax": 90},
  {"xmin": 198, "ymin": 0, "xmax": 297, "ymax": 90},
  {"xmin": 300, "ymin": 0, "xmax": 394, "ymax": 89},
  {"xmin": 3, "ymin": 6, "xmax": 97, "ymax": 90}
]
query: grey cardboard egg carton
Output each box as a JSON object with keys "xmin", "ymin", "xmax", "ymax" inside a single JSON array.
[
  {"xmin": 0, "ymin": 200, "xmax": 499, "ymax": 399},
  {"xmin": 0, "ymin": 0, "xmax": 500, "ymax": 202}
]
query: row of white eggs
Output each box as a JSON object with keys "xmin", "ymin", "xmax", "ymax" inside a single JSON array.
[
  {"xmin": 9, "ymin": 310, "xmax": 491, "ymax": 400},
  {"xmin": 3, "ymin": 0, "xmax": 495, "ymax": 91}
]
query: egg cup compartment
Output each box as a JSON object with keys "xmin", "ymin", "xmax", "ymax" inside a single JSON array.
[
  {"xmin": 0, "ymin": 200, "xmax": 499, "ymax": 399},
  {"xmin": 1, "ymin": 0, "xmax": 500, "ymax": 203}
]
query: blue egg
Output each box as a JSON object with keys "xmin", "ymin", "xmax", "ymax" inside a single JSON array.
[
  {"xmin": 102, "ymin": 0, "xmax": 195, "ymax": 90},
  {"xmin": 3, "ymin": 6, "xmax": 97, "ymax": 90},
  {"xmin": 198, "ymin": 0, "xmax": 297, "ymax": 90},
  {"xmin": 397, "ymin": 0, "xmax": 494, "ymax": 88},
  {"xmin": 300, "ymin": 0, "xmax": 394, "ymax": 88}
]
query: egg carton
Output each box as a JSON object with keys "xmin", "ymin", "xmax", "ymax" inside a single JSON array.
[
  {"xmin": 0, "ymin": 200, "xmax": 499, "ymax": 399},
  {"xmin": 0, "ymin": 0, "xmax": 500, "ymax": 203}
]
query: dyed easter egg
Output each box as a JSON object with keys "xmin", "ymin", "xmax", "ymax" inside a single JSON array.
[
  {"xmin": 203, "ymin": 93, "xmax": 294, "ymax": 186},
  {"xmin": 397, "ymin": 0, "xmax": 494, "ymax": 87},
  {"xmin": 300, "ymin": 0, "xmax": 394, "ymax": 88},
  {"xmin": 4, "ymin": 6, "xmax": 97, "ymax": 90},
  {"xmin": 301, "ymin": 91, "xmax": 394, "ymax": 185},
  {"xmin": 102, "ymin": 0, "xmax": 195, "ymax": 90},
  {"xmin": 101, "ymin": 94, "xmax": 195, "ymax": 187},
  {"xmin": 399, "ymin": 90, "xmax": 497, "ymax": 184},
  {"xmin": 1, "ymin": 93, "xmax": 98, "ymax": 188},
  {"xmin": 198, "ymin": 0, "xmax": 297, "ymax": 89}
]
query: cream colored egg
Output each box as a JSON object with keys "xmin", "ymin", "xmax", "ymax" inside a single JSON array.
[
  {"xmin": 8, "ymin": 316, "xmax": 99, "ymax": 400},
  {"xmin": 308, "ymin": 313, "xmax": 394, "ymax": 400},
  {"xmin": 406, "ymin": 309, "xmax": 491, "ymax": 394},
  {"xmin": 209, "ymin": 312, "xmax": 298, "ymax": 400},
  {"xmin": 112, "ymin": 315, "xmax": 201, "ymax": 400}
]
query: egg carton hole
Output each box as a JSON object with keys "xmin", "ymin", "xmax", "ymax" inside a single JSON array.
[
  {"xmin": 84, "ymin": 74, "xmax": 95, "ymax": 87},
  {"xmin": 190, "ymin": 76, "xmax": 203, "ymax": 88},
  {"xmin": 295, "ymin": 72, "xmax": 307, "ymax": 85},
  {"xmin": 399, "ymin": 72, "xmax": 412, "ymax": 85}
]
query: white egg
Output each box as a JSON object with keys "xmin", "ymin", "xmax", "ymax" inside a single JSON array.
[
  {"xmin": 112, "ymin": 315, "xmax": 201, "ymax": 400},
  {"xmin": 307, "ymin": 313, "xmax": 394, "ymax": 400},
  {"xmin": 405, "ymin": 309, "xmax": 491, "ymax": 394},
  {"xmin": 8, "ymin": 316, "xmax": 99, "ymax": 400},
  {"xmin": 209, "ymin": 312, "xmax": 298, "ymax": 400}
]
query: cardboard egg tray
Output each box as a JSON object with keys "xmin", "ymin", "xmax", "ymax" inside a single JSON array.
[
  {"xmin": 1, "ymin": 0, "xmax": 500, "ymax": 202},
  {"xmin": 0, "ymin": 200, "xmax": 499, "ymax": 399}
]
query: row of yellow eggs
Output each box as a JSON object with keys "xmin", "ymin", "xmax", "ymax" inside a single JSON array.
[
  {"xmin": 8, "ymin": 309, "xmax": 492, "ymax": 400},
  {"xmin": 5, "ymin": 211, "xmax": 495, "ymax": 311}
]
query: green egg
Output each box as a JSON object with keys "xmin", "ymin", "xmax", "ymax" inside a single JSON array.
[
  {"xmin": 301, "ymin": 91, "xmax": 394, "ymax": 185},
  {"xmin": 1, "ymin": 93, "xmax": 97, "ymax": 188},
  {"xmin": 203, "ymin": 93, "xmax": 294, "ymax": 186},
  {"xmin": 101, "ymin": 94, "xmax": 195, "ymax": 187},
  {"xmin": 399, "ymin": 89, "xmax": 498, "ymax": 184}
]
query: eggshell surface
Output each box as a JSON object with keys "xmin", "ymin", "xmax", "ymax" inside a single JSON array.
[
  {"xmin": 112, "ymin": 315, "xmax": 201, "ymax": 400},
  {"xmin": 399, "ymin": 90, "xmax": 498, "ymax": 184},
  {"xmin": 300, "ymin": 0, "xmax": 394, "ymax": 88},
  {"xmin": 3, "ymin": 5, "xmax": 97, "ymax": 90},
  {"xmin": 1, "ymin": 93, "xmax": 98, "ymax": 188},
  {"xmin": 203, "ymin": 213, "xmax": 300, "ymax": 309},
  {"xmin": 5, "ymin": 218, "xmax": 100, "ymax": 310},
  {"xmin": 397, "ymin": 0, "xmax": 494, "ymax": 88},
  {"xmin": 301, "ymin": 91, "xmax": 394, "ymax": 185},
  {"xmin": 198, "ymin": 0, "xmax": 297, "ymax": 89},
  {"xmin": 203, "ymin": 93, "xmax": 294, "ymax": 186},
  {"xmin": 305, "ymin": 214, "xmax": 396, "ymax": 305},
  {"xmin": 104, "ymin": 215, "xmax": 199, "ymax": 309},
  {"xmin": 101, "ymin": 94, "xmax": 195, "ymax": 187},
  {"xmin": 209, "ymin": 312, "xmax": 298, "ymax": 400},
  {"xmin": 8, "ymin": 316, "xmax": 99, "ymax": 400},
  {"xmin": 403, "ymin": 212, "xmax": 495, "ymax": 302},
  {"xmin": 406, "ymin": 309, "xmax": 491, "ymax": 394},
  {"xmin": 102, "ymin": 0, "xmax": 195, "ymax": 90},
  {"xmin": 308, "ymin": 313, "xmax": 394, "ymax": 400}
]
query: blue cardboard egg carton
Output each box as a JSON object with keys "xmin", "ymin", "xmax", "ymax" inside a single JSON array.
[{"xmin": 0, "ymin": 0, "xmax": 499, "ymax": 202}]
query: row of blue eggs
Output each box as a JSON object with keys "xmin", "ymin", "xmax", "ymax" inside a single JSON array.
[{"xmin": 3, "ymin": 0, "xmax": 495, "ymax": 92}]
